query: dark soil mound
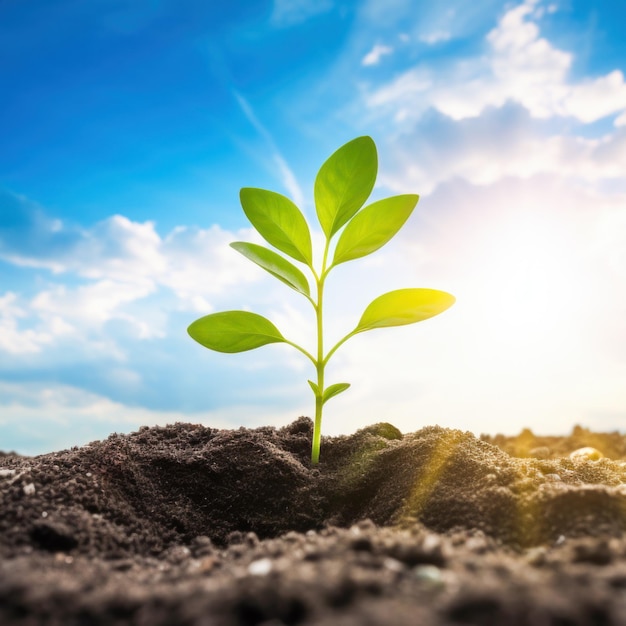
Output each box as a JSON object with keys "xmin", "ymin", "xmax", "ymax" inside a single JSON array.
[{"xmin": 2, "ymin": 418, "xmax": 626, "ymax": 625}]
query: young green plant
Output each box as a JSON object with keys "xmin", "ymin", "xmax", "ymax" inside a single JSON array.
[{"xmin": 187, "ymin": 136, "xmax": 455, "ymax": 464}]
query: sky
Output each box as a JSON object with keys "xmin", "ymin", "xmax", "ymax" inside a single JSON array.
[{"xmin": 1, "ymin": 0, "xmax": 625, "ymax": 454}]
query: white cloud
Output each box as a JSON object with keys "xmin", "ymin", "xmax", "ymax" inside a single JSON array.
[
  {"xmin": 31, "ymin": 280, "xmax": 157, "ymax": 336},
  {"xmin": 486, "ymin": 0, "xmax": 572, "ymax": 118},
  {"xmin": 362, "ymin": 44, "xmax": 393, "ymax": 66},
  {"xmin": 74, "ymin": 215, "xmax": 166, "ymax": 282},
  {"xmin": 0, "ymin": 292, "xmax": 65, "ymax": 354},
  {"xmin": 357, "ymin": 1, "xmax": 626, "ymax": 198},
  {"xmin": 366, "ymin": 0, "xmax": 626, "ymax": 125},
  {"xmin": 377, "ymin": 107, "xmax": 626, "ymax": 195},
  {"xmin": 160, "ymin": 223, "xmax": 259, "ymax": 311},
  {"xmin": 487, "ymin": 5, "xmax": 626, "ymax": 122},
  {"xmin": 0, "ymin": 197, "xmax": 261, "ymax": 355},
  {"xmin": 563, "ymin": 71, "xmax": 626, "ymax": 123},
  {"xmin": 366, "ymin": 66, "xmax": 432, "ymax": 113}
]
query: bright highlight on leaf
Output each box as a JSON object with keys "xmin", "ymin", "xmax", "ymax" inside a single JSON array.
[
  {"xmin": 355, "ymin": 289, "xmax": 457, "ymax": 333},
  {"xmin": 188, "ymin": 136, "xmax": 455, "ymax": 464}
]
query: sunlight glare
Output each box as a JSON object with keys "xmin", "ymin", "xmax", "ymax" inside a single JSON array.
[{"xmin": 465, "ymin": 210, "xmax": 588, "ymax": 373}]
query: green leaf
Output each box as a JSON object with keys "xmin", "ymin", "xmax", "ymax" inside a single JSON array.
[
  {"xmin": 322, "ymin": 382, "xmax": 350, "ymax": 404},
  {"xmin": 355, "ymin": 289, "xmax": 456, "ymax": 333},
  {"xmin": 231, "ymin": 242, "xmax": 310, "ymax": 298},
  {"xmin": 308, "ymin": 380, "xmax": 321, "ymax": 397},
  {"xmin": 188, "ymin": 311, "xmax": 286, "ymax": 353},
  {"xmin": 240, "ymin": 188, "xmax": 313, "ymax": 265},
  {"xmin": 314, "ymin": 136, "xmax": 377, "ymax": 238},
  {"xmin": 308, "ymin": 380, "xmax": 350, "ymax": 404},
  {"xmin": 332, "ymin": 194, "xmax": 419, "ymax": 266}
]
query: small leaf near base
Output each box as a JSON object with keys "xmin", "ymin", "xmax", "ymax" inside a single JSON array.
[
  {"xmin": 308, "ymin": 380, "xmax": 321, "ymax": 397},
  {"xmin": 323, "ymin": 382, "xmax": 350, "ymax": 404}
]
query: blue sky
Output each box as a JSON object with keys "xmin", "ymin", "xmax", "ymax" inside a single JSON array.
[{"xmin": 1, "ymin": 0, "xmax": 626, "ymax": 454}]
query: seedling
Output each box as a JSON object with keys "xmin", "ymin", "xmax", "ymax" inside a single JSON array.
[{"xmin": 188, "ymin": 136, "xmax": 455, "ymax": 464}]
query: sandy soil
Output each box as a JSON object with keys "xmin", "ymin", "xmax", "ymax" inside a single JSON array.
[{"xmin": 2, "ymin": 417, "xmax": 626, "ymax": 625}]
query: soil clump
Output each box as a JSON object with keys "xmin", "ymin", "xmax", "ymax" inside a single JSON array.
[{"xmin": 2, "ymin": 418, "xmax": 626, "ymax": 625}]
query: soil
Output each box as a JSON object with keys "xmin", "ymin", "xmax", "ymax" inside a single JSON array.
[{"xmin": 2, "ymin": 417, "xmax": 626, "ymax": 625}]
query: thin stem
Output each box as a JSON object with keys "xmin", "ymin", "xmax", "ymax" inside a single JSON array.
[
  {"xmin": 311, "ymin": 238, "xmax": 331, "ymax": 464},
  {"xmin": 281, "ymin": 339, "xmax": 317, "ymax": 366},
  {"xmin": 320, "ymin": 263, "xmax": 333, "ymax": 282},
  {"xmin": 311, "ymin": 370, "xmax": 323, "ymax": 464},
  {"xmin": 323, "ymin": 329, "xmax": 359, "ymax": 367},
  {"xmin": 310, "ymin": 265, "xmax": 321, "ymax": 284}
]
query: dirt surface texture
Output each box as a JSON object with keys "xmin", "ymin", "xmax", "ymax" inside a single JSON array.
[{"xmin": 3, "ymin": 417, "xmax": 626, "ymax": 625}]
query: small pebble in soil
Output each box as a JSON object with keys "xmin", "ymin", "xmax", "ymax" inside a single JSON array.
[
  {"xmin": 248, "ymin": 558, "xmax": 273, "ymax": 576},
  {"xmin": 570, "ymin": 447, "xmax": 604, "ymax": 461},
  {"xmin": 164, "ymin": 545, "xmax": 191, "ymax": 564},
  {"xmin": 413, "ymin": 564, "xmax": 445, "ymax": 588},
  {"xmin": 544, "ymin": 473, "xmax": 562, "ymax": 481}
]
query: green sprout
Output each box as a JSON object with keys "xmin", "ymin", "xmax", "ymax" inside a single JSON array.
[{"xmin": 188, "ymin": 136, "xmax": 455, "ymax": 464}]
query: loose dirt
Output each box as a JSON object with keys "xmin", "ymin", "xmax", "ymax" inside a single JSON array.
[{"xmin": 2, "ymin": 418, "xmax": 626, "ymax": 625}]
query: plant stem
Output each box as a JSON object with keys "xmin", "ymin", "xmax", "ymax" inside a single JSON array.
[
  {"xmin": 281, "ymin": 339, "xmax": 317, "ymax": 366},
  {"xmin": 323, "ymin": 330, "xmax": 358, "ymax": 366},
  {"xmin": 311, "ymin": 368, "xmax": 323, "ymax": 464},
  {"xmin": 311, "ymin": 239, "xmax": 330, "ymax": 464}
]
